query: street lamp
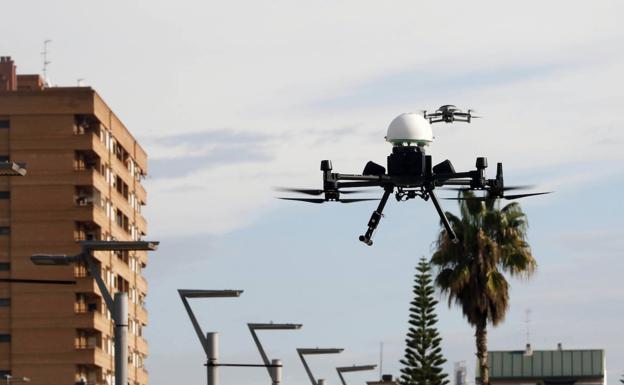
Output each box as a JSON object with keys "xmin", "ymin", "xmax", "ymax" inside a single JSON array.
[
  {"xmin": 248, "ymin": 322, "xmax": 302, "ymax": 385},
  {"xmin": 3, "ymin": 375, "xmax": 30, "ymax": 385},
  {"xmin": 31, "ymin": 240, "xmax": 159, "ymax": 385},
  {"xmin": 297, "ymin": 348, "xmax": 344, "ymax": 385},
  {"xmin": 178, "ymin": 289, "xmax": 243, "ymax": 385},
  {"xmin": 336, "ymin": 365, "xmax": 377, "ymax": 385},
  {"xmin": 0, "ymin": 161, "xmax": 26, "ymax": 176}
]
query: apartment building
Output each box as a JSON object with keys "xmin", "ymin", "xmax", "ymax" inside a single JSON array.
[{"xmin": 0, "ymin": 56, "xmax": 150, "ymax": 385}]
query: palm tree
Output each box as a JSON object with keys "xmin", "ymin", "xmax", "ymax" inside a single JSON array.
[{"xmin": 430, "ymin": 191, "xmax": 537, "ymax": 385}]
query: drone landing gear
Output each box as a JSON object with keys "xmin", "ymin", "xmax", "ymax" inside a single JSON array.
[
  {"xmin": 359, "ymin": 189, "xmax": 392, "ymax": 246},
  {"xmin": 427, "ymin": 188, "xmax": 459, "ymax": 243}
]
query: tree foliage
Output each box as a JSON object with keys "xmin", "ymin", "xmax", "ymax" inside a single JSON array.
[
  {"xmin": 431, "ymin": 192, "xmax": 537, "ymax": 385},
  {"xmin": 399, "ymin": 256, "xmax": 449, "ymax": 385}
]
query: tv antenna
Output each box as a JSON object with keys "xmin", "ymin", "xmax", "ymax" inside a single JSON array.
[
  {"xmin": 525, "ymin": 308, "xmax": 532, "ymax": 345},
  {"xmin": 379, "ymin": 341, "xmax": 384, "ymax": 379},
  {"xmin": 42, "ymin": 39, "xmax": 52, "ymax": 85}
]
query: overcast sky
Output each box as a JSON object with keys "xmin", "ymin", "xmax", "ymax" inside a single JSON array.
[{"xmin": 2, "ymin": 1, "xmax": 623, "ymax": 385}]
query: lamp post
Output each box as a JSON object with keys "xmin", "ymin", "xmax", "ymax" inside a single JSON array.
[
  {"xmin": 0, "ymin": 161, "xmax": 26, "ymax": 176},
  {"xmin": 31, "ymin": 240, "xmax": 159, "ymax": 385},
  {"xmin": 336, "ymin": 365, "xmax": 377, "ymax": 385},
  {"xmin": 3, "ymin": 375, "xmax": 30, "ymax": 385},
  {"xmin": 248, "ymin": 323, "xmax": 302, "ymax": 385},
  {"xmin": 178, "ymin": 289, "xmax": 243, "ymax": 385},
  {"xmin": 297, "ymin": 348, "xmax": 344, "ymax": 385}
]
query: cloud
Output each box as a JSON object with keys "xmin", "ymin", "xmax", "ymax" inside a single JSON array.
[
  {"xmin": 142, "ymin": 129, "xmax": 275, "ymax": 178},
  {"xmin": 308, "ymin": 60, "xmax": 572, "ymax": 111}
]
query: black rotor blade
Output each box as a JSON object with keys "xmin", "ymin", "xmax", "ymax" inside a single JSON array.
[
  {"xmin": 339, "ymin": 198, "xmax": 380, "ymax": 203},
  {"xmin": 275, "ymin": 188, "xmax": 324, "ymax": 196},
  {"xmin": 275, "ymin": 187, "xmax": 369, "ymax": 195},
  {"xmin": 338, "ymin": 190, "xmax": 371, "ymax": 194},
  {"xmin": 442, "ymin": 196, "xmax": 487, "ymax": 201},
  {"xmin": 278, "ymin": 197, "xmax": 326, "ymax": 204},
  {"xmin": 501, "ymin": 185, "xmax": 536, "ymax": 191},
  {"xmin": 503, "ymin": 192, "xmax": 552, "ymax": 200},
  {"xmin": 442, "ymin": 191, "xmax": 552, "ymax": 201},
  {"xmin": 442, "ymin": 185, "xmax": 535, "ymax": 192}
]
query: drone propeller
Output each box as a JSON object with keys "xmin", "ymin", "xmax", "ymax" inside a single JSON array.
[
  {"xmin": 275, "ymin": 187, "xmax": 368, "ymax": 196},
  {"xmin": 278, "ymin": 197, "xmax": 379, "ymax": 204},
  {"xmin": 443, "ymin": 191, "xmax": 551, "ymax": 201},
  {"xmin": 467, "ymin": 109, "xmax": 482, "ymax": 118},
  {"xmin": 442, "ymin": 185, "xmax": 535, "ymax": 192}
]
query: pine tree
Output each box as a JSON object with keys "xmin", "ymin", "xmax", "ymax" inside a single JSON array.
[{"xmin": 399, "ymin": 257, "xmax": 449, "ymax": 385}]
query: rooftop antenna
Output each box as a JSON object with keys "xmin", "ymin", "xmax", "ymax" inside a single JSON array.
[
  {"xmin": 42, "ymin": 39, "xmax": 52, "ymax": 85},
  {"xmin": 379, "ymin": 342, "xmax": 384, "ymax": 380},
  {"xmin": 525, "ymin": 308, "xmax": 532, "ymax": 345}
]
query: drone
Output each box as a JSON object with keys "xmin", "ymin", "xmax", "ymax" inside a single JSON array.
[
  {"xmin": 423, "ymin": 104, "xmax": 479, "ymax": 123},
  {"xmin": 278, "ymin": 106, "xmax": 550, "ymax": 246}
]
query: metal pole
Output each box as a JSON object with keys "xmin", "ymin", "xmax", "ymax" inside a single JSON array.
[
  {"xmin": 207, "ymin": 332, "xmax": 219, "ymax": 385},
  {"xmin": 271, "ymin": 359, "xmax": 282, "ymax": 385},
  {"xmin": 114, "ymin": 293, "xmax": 128, "ymax": 385}
]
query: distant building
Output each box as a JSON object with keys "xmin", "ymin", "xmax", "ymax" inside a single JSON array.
[
  {"xmin": 455, "ymin": 361, "xmax": 468, "ymax": 385},
  {"xmin": 0, "ymin": 57, "xmax": 150, "ymax": 385},
  {"xmin": 476, "ymin": 345, "xmax": 606, "ymax": 385}
]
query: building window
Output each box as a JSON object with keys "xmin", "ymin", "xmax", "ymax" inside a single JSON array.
[
  {"xmin": 0, "ymin": 156, "xmax": 9, "ymax": 162},
  {"xmin": 0, "ymin": 371, "xmax": 11, "ymax": 378},
  {"xmin": 0, "ymin": 263, "xmax": 9, "ymax": 271},
  {"xmin": 0, "ymin": 120, "xmax": 9, "ymax": 129},
  {"xmin": 0, "ymin": 192, "xmax": 9, "ymax": 199},
  {"xmin": 0, "ymin": 334, "xmax": 10, "ymax": 342},
  {"xmin": 0, "ymin": 299, "xmax": 9, "ymax": 307},
  {"xmin": 0, "ymin": 227, "xmax": 9, "ymax": 235}
]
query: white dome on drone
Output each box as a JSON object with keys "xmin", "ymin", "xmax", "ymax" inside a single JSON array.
[{"xmin": 385, "ymin": 113, "xmax": 433, "ymax": 146}]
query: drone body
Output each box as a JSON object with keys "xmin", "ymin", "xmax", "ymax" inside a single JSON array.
[{"xmin": 279, "ymin": 106, "xmax": 549, "ymax": 246}]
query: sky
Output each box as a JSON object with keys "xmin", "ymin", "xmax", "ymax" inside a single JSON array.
[{"xmin": 2, "ymin": 1, "xmax": 624, "ymax": 385}]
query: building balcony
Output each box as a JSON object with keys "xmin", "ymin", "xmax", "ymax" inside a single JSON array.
[
  {"xmin": 135, "ymin": 274, "xmax": 147, "ymax": 294},
  {"xmin": 134, "ymin": 181, "xmax": 147, "ymax": 204},
  {"xmin": 112, "ymin": 188, "xmax": 134, "ymax": 222},
  {"xmin": 135, "ymin": 336, "xmax": 148, "ymax": 355},
  {"xmin": 135, "ymin": 250, "xmax": 148, "ymax": 267},
  {"xmin": 135, "ymin": 305, "xmax": 148, "ymax": 324},
  {"xmin": 74, "ymin": 168, "xmax": 109, "ymax": 197},
  {"xmin": 73, "ymin": 131, "xmax": 108, "ymax": 162},
  {"xmin": 136, "ymin": 367, "xmax": 148, "ymax": 385},
  {"xmin": 73, "ymin": 347, "xmax": 112, "ymax": 371},
  {"xmin": 74, "ymin": 310, "xmax": 111, "ymax": 334},
  {"xmin": 111, "ymin": 222, "xmax": 131, "ymax": 241},
  {"xmin": 134, "ymin": 214, "xmax": 147, "ymax": 235},
  {"xmin": 111, "ymin": 153, "xmax": 134, "ymax": 190},
  {"xmin": 110, "ymin": 256, "xmax": 133, "ymax": 285},
  {"xmin": 91, "ymin": 204, "xmax": 109, "ymax": 230}
]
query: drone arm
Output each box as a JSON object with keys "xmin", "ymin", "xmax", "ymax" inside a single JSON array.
[
  {"xmin": 337, "ymin": 181, "xmax": 384, "ymax": 189},
  {"xmin": 427, "ymin": 188, "xmax": 458, "ymax": 243},
  {"xmin": 334, "ymin": 173, "xmax": 384, "ymax": 181},
  {"xmin": 434, "ymin": 171, "xmax": 478, "ymax": 182},
  {"xmin": 434, "ymin": 179, "xmax": 473, "ymax": 187},
  {"xmin": 359, "ymin": 188, "xmax": 392, "ymax": 246}
]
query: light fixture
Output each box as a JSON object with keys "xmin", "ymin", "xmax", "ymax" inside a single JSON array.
[{"xmin": 297, "ymin": 347, "xmax": 344, "ymax": 385}]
